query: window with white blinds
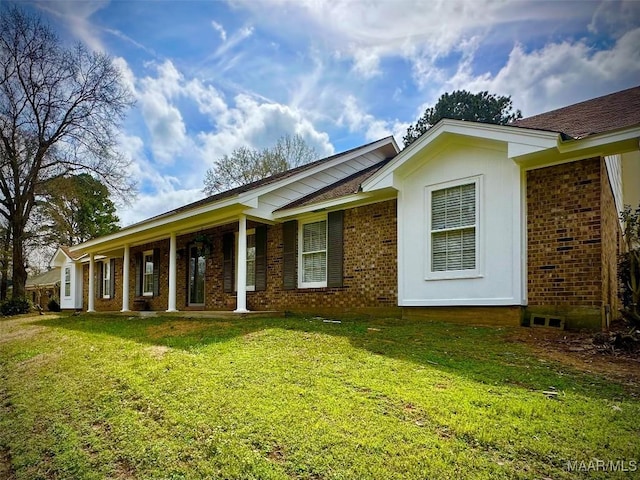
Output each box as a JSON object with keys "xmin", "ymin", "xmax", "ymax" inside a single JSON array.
[
  {"xmin": 431, "ymin": 182, "xmax": 477, "ymax": 272},
  {"xmin": 301, "ymin": 219, "xmax": 327, "ymax": 287}
]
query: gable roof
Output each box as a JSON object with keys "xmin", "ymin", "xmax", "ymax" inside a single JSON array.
[
  {"xmin": 60, "ymin": 245, "xmax": 83, "ymax": 261},
  {"xmin": 277, "ymin": 159, "xmax": 392, "ymax": 211},
  {"xmin": 26, "ymin": 268, "xmax": 60, "ymax": 287},
  {"xmin": 126, "ymin": 137, "xmax": 397, "ymax": 229},
  {"xmin": 512, "ymin": 85, "xmax": 640, "ymax": 139}
]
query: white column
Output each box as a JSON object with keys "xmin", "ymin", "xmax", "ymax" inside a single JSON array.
[
  {"xmin": 87, "ymin": 253, "xmax": 95, "ymax": 312},
  {"xmin": 234, "ymin": 214, "xmax": 249, "ymax": 313},
  {"xmin": 167, "ymin": 232, "xmax": 178, "ymax": 312},
  {"xmin": 121, "ymin": 244, "xmax": 130, "ymax": 312}
]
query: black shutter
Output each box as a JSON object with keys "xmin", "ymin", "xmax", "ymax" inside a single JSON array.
[
  {"xmin": 327, "ymin": 211, "xmax": 344, "ymax": 288},
  {"xmin": 153, "ymin": 249, "xmax": 160, "ymax": 296},
  {"xmin": 110, "ymin": 258, "xmax": 116, "ymax": 299},
  {"xmin": 282, "ymin": 220, "xmax": 297, "ymax": 290},
  {"xmin": 255, "ymin": 225, "xmax": 267, "ymax": 291},
  {"xmin": 223, "ymin": 233, "xmax": 234, "ymax": 293},
  {"xmin": 97, "ymin": 261, "xmax": 103, "ymax": 298},
  {"xmin": 134, "ymin": 252, "xmax": 142, "ymax": 296}
]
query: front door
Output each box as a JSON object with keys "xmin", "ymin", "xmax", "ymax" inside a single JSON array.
[{"xmin": 188, "ymin": 245, "xmax": 205, "ymax": 306}]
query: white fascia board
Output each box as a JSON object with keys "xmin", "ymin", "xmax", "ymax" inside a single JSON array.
[
  {"xmin": 273, "ymin": 191, "xmax": 397, "ymax": 220},
  {"xmin": 238, "ymin": 137, "xmax": 399, "ymax": 204},
  {"xmin": 70, "ymin": 195, "xmax": 244, "ymax": 254},
  {"xmin": 50, "ymin": 248, "xmax": 69, "ymax": 268},
  {"xmin": 362, "ymin": 120, "xmax": 559, "ymax": 192},
  {"xmin": 557, "ymin": 127, "xmax": 640, "ymax": 154}
]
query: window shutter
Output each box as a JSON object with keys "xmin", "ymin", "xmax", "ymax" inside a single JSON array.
[
  {"xmin": 327, "ymin": 211, "xmax": 343, "ymax": 288},
  {"xmin": 153, "ymin": 249, "xmax": 160, "ymax": 296},
  {"xmin": 97, "ymin": 261, "xmax": 103, "ymax": 298},
  {"xmin": 110, "ymin": 258, "xmax": 116, "ymax": 299},
  {"xmin": 135, "ymin": 253, "xmax": 142, "ymax": 296},
  {"xmin": 255, "ymin": 226, "xmax": 267, "ymax": 291},
  {"xmin": 282, "ymin": 220, "xmax": 297, "ymax": 290},
  {"xmin": 223, "ymin": 233, "xmax": 234, "ymax": 293}
]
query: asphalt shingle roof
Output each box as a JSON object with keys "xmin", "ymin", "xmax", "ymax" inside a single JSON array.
[{"xmin": 512, "ymin": 85, "xmax": 640, "ymax": 139}]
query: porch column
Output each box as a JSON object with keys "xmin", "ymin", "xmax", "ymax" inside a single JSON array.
[
  {"xmin": 167, "ymin": 232, "xmax": 178, "ymax": 312},
  {"xmin": 121, "ymin": 244, "xmax": 130, "ymax": 312},
  {"xmin": 234, "ymin": 214, "xmax": 249, "ymax": 313},
  {"xmin": 87, "ymin": 252, "xmax": 95, "ymax": 312}
]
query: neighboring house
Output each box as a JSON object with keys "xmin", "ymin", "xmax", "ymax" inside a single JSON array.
[
  {"xmin": 25, "ymin": 268, "xmax": 60, "ymax": 309},
  {"xmin": 50, "ymin": 86, "xmax": 640, "ymax": 329}
]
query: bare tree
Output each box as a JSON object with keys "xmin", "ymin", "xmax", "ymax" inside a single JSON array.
[
  {"xmin": 0, "ymin": 6, "xmax": 135, "ymax": 298},
  {"xmin": 203, "ymin": 134, "xmax": 317, "ymax": 195}
]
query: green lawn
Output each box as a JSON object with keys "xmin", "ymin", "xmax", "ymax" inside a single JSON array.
[{"xmin": 0, "ymin": 313, "xmax": 638, "ymax": 479}]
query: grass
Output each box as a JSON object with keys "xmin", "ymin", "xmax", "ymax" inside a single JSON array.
[{"xmin": 0, "ymin": 313, "xmax": 638, "ymax": 479}]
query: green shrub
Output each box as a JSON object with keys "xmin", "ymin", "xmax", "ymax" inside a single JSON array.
[
  {"xmin": 47, "ymin": 298, "xmax": 61, "ymax": 312},
  {"xmin": 1, "ymin": 298, "xmax": 31, "ymax": 316}
]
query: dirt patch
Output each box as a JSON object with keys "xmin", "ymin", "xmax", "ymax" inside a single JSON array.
[
  {"xmin": 145, "ymin": 320, "xmax": 223, "ymax": 339},
  {"xmin": 506, "ymin": 327, "xmax": 640, "ymax": 392},
  {"xmin": 144, "ymin": 345, "xmax": 172, "ymax": 359}
]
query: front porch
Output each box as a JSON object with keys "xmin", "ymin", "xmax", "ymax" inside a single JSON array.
[{"xmin": 82, "ymin": 214, "xmax": 268, "ymax": 314}]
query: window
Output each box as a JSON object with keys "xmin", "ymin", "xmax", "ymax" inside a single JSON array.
[
  {"xmin": 246, "ymin": 233, "xmax": 256, "ymax": 289},
  {"xmin": 428, "ymin": 179, "xmax": 479, "ymax": 276},
  {"xmin": 234, "ymin": 230, "xmax": 256, "ymax": 291},
  {"xmin": 64, "ymin": 267, "xmax": 71, "ymax": 297},
  {"xmin": 188, "ymin": 245, "xmax": 205, "ymax": 305},
  {"xmin": 102, "ymin": 260, "xmax": 111, "ymax": 298},
  {"xmin": 299, "ymin": 218, "xmax": 327, "ymax": 288},
  {"xmin": 143, "ymin": 250, "xmax": 154, "ymax": 296}
]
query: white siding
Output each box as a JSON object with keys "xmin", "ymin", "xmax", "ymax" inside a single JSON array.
[
  {"xmin": 257, "ymin": 150, "xmax": 388, "ymax": 211},
  {"xmin": 60, "ymin": 260, "xmax": 83, "ymax": 310},
  {"xmin": 397, "ymin": 141, "xmax": 524, "ymax": 306},
  {"xmin": 605, "ymin": 154, "xmax": 624, "ymax": 219}
]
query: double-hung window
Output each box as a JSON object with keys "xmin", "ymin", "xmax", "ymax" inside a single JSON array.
[
  {"xmin": 299, "ymin": 217, "xmax": 327, "ymax": 288},
  {"xmin": 102, "ymin": 261, "xmax": 111, "ymax": 298},
  {"xmin": 143, "ymin": 250, "xmax": 154, "ymax": 296},
  {"xmin": 64, "ymin": 267, "xmax": 71, "ymax": 297},
  {"xmin": 428, "ymin": 178, "xmax": 480, "ymax": 277}
]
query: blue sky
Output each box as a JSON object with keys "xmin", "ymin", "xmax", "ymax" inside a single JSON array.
[{"xmin": 17, "ymin": 0, "xmax": 640, "ymax": 225}]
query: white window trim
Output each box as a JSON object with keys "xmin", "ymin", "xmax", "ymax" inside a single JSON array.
[
  {"xmin": 64, "ymin": 267, "xmax": 71, "ymax": 298},
  {"xmin": 298, "ymin": 213, "xmax": 328, "ymax": 289},
  {"xmin": 142, "ymin": 250, "xmax": 154, "ymax": 297},
  {"xmin": 425, "ymin": 175, "xmax": 483, "ymax": 280},
  {"xmin": 234, "ymin": 228, "xmax": 256, "ymax": 292},
  {"xmin": 102, "ymin": 260, "xmax": 111, "ymax": 299}
]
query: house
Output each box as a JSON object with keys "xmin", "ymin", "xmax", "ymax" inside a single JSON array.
[
  {"xmin": 50, "ymin": 86, "xmax": 640, "ymax": 330},
  {"xmin": 25, "ymin": 267, "xmax": 60, "ymax": 309}
]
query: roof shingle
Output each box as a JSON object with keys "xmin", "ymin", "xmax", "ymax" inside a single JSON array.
[{"xmin": 512, "ymin": 85, "xmax": 640, "ymax": 139}]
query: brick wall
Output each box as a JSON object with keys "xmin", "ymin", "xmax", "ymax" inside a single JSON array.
[
  {"xmin": 86, "ymin": 199, "xmax": 398, "ymax": 315},
  {"xmin": 600, "ymin": 158, "xmax": 622, "ymax": 324},
  {"xmin": 248, "ymin": 199, "xmax": 398, "ymax": 313},
  {"xmin": 82, "ymin": 258, "xmax": 123, "ymax": 311},
  {"xmin": 527, "ymin": 157, "xmax": 620, "ymax": 329}
]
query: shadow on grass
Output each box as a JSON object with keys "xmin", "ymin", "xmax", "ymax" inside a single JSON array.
[{"xmin": 33, "ymin": 313, "xmax": 628, "ymax": 400}]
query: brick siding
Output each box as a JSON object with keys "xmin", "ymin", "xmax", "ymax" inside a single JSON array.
[
  {"xmin": 84, "ymin": 199, "xmax": 398, "ymax": 314},
  {"xmin": 526, "ymin": 156, "xmax": 621, "ymax": 328}
]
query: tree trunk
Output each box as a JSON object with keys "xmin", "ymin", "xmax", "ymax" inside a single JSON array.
[
  {"xmin": 11, "ymin": 215, "xmax": 27, "ymax": 299},
  {"xmin": 0, "ymin": 226, "xmax": 9, "ymax": 300}
]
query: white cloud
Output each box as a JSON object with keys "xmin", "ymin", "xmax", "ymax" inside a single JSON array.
[
  {"xmin": 443, "ymin": 27, "xmax": 640, "ymax": 116},
  {"xmin": 35, "ymin": 0, "xmax": 110, "ymax": 52},
  {"xmin": 211, "ymin": 20, "xmax": 227, "ymax": 42},
  {"xmin": 339, "ymin": 96, "xmax": 408, "ymax": 145},
  {"xmin": 198, "ymin": 93, "xmax": 334, "ymax": 163}
]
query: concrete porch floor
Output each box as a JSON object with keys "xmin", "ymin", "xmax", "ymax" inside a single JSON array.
[{"xmin": 85, "ymin": 310, "xmax": 286, "ymax": 319}]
